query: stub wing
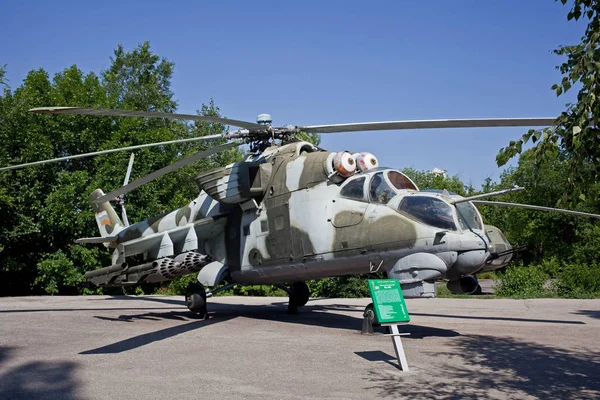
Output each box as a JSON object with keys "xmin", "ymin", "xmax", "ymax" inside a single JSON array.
[{"xmin": 83, "ymin": 215, "xmax": 228, "ymax": 287}]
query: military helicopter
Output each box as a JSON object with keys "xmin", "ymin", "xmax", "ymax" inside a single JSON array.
[{"xmin": 3, "ymin": 107, "xmax": 600, "ymax": 319}]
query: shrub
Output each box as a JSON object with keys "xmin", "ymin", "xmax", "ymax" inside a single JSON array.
[
  {"xmin": 158, "ymin": 274, "xmax": 197, "ymax": 295},
  {"xmin": 538, "ymin": 257, "xmax": 561, "ymax": 278},
  {"xmin": 308, "ymin": 275, "xmax": 370, "ymax": 298},
  {"xmin": 494, "ymin": 264, "xmax": 553, "ymax": 298},
  {"xmin": 229, "ymin": 285, "xmax": 287, "ymax": 297},
  {"xmin": 553, "ymin": 262, "xmax": 600, "ymax": 298},
  {"xmin": 157, "ymin": 274, "xmax": 288, "ymax": 297}
]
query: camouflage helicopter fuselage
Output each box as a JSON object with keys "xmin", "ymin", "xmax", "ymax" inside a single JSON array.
[{"xmin": 84, "ymin": 141, "xmax": 512, "ymax": 298}]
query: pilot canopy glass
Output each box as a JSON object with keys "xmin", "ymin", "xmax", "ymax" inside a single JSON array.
[
  {"xmin": 369, "ymin": 171, "xmax": 418, "ymax": 204},
  {"xmin": 340, "ymin": 170, "xmax": 417, "ymax": 203},
  {"xmin": 398, "ymin": 196, "xmax": 457, "ymax": 230}
]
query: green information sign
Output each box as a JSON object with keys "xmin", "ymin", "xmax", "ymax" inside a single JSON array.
[{"xmin": 368, "ymin": 279, "xmax": 410, "ymax": 324}]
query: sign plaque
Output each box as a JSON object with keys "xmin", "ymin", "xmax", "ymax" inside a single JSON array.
[{"xmin": 368, "ymin": 279, "xmax": 410, "ymax": 324}]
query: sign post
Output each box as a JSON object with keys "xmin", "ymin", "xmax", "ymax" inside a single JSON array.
[{"xmin": 367, "ymin": 279, "xmax": 411, "ymax": 371}]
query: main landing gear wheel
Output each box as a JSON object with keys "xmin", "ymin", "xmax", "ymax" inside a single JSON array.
[
  {"xmin": 287, "ymin": 281, "xmax": 310, "ymax": 314},
  {"xmin": 364, "ymin": 303, "xmax": 380, "ymax": 327},
  {"xmin": 185, "ymin": 282, "xmax": 207, "ymax": 319}
]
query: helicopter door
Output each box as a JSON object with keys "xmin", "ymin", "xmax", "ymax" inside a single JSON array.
[{"xmin": 263, "ymin": 196, "xmax": 295, "ymax": 262}]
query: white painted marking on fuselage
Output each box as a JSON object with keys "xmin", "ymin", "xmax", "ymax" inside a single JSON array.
[{"xmin": 285, "ymin": 156, "xmax": 306, "ymax": 192}]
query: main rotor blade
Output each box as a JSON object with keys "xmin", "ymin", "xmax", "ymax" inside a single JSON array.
[
  {"xmin": 472, "ymin": 200, "xmax": 600, "ymax": 219},
  {"xmin": 452, "ymin": 187, "xmax": 525, "ymax": 204},
  {"xmin": 30, "ymin": 107, "xmax": 265, "ymax": 130},
  {"xmin": 93, "ymin": 141, "xmax": 240, "ymax": 203},
  {"xmin": 0, "ymin": 134, "xmax": 223, "ymax": 172},
  {"xmin": 300, "ymin": 118, "xmax": 557, "ymax": 134}
]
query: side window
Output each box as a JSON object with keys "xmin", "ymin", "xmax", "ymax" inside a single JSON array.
[
  {"xmin": 369, "ymin": 172, "xmax": 395, "ymax": 204},
  {"xmin": 340, "ymin": 177, "xmax": 366, "ymax": 200}
]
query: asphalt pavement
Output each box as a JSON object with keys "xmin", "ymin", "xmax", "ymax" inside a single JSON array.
[{"xmin": 0, "ymin": 295, "xmax": 598, "ymax": 399}]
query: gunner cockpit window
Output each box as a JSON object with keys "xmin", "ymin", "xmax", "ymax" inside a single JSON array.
[{"xmin": 340, "ymin": 177, "xmax": 366, "ymax": 201}]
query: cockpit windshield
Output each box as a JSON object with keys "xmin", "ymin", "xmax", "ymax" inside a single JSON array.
[
  {"xmin": 456, "ymin": 201, "xmax": 483, "ymax": 230},
  {"xmin": 398, "ymin": 196, "xmax": 457, "ymax": 230}
]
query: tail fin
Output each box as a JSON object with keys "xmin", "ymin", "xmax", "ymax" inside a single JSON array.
[{"xmin": 90, "ymin": 189, "xmax": 125, "ymax": 237}]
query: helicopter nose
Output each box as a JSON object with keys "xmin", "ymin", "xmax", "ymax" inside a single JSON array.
[
  {"xmin": 453, "ymin": 232, "xmax": 489, "ymax": 274},
  {"xmin": 459, "ymin": 230, "xmax": 488, "ymax": 249}
]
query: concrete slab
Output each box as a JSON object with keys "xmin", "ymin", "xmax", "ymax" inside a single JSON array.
[{"xmin": 0, "ymin": 295, "xmax": 598, "ymax": 399}]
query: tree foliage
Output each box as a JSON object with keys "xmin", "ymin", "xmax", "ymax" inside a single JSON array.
[
  {"xmin": 401, "ymin": 168, "xmax": 476, "ymax": 196},
  {"xmin": 0, "ymin": 65, "xmax": 7, "ymax": 88},
  {"xmin": 497, "ymin": 0, "xmax": 600, "ymax": 201},
  {"xmin": 482, "ymin": 147, "xmax": 600, "ymax": 265},
  {"xmin": 0, "ymin": 42, "xmax": 238, "ymax": 295}
]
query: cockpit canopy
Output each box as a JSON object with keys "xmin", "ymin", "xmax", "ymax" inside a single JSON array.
[
  {"xmin": 340, "ymin": 169, "xmax": 418, "ymax": 203},
  {"xmin": 339, "ymin": 171, "xmax": 484, "ymax": 232}
]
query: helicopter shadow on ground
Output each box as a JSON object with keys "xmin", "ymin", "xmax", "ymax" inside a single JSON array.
[
  {"xmin": 573, "ymin": 309, "xmax": 600, "ymax": 319},
  {"xmin": 80, "ymin": 314, "xmax": 232, "ymax": 355},
  {"xmin": 81, "ymin": 299, "xmax": 458, "ymax": 355},
  {"xmin": 93, "ymin": 295, "xmax": 184, "ymax": 307},
  {"xmin": 0, "ymin": 306, "xmax": 180, "ymax": 314},
  {"xmin": 207, "ymin": 301, "xmax": 458, "ymax": 339},
  {"xmin": 364, "ymin": 335, "xmax": 600, "ymax": 400},
  {"xmin": 409, "ymin": 311, "xmax": 585, "ymax": 325},
  {"xmin": 0, "ymin": 346, "xmax": 79, "ymax": 400}
]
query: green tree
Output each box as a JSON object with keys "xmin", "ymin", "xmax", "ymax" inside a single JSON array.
[
  {"xmin": 480, "ymin": 146, "xmax": 600, "ymax": 265},
  {"xmin": 0, "ymin": 65, "xmax": 7, "ymax": 87},
  {"xmin": 0, "ymin": 43, "xmax": 237, "ymax": 295},
  {"xmin": 497, "ymin": 0, "xmax": 600, "ymax": 200},
  {"xmin": 401, "ymin": 168, "xmax": 475, "ymax": 196},
  {"xmin": 295, "ymin": 131, "xmax": 321, "ymax": 146}
]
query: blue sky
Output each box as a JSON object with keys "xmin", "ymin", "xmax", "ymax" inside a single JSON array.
[{"xmin": 1, "ymin": 1, "xmax": 586, "ymax": 188}]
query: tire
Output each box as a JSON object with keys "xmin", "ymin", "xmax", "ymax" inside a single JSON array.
[
  {"xmin": 364, "ymin": 302, "xmax": 380, "ymax": 327},
  {"xmin": 290, "ymin": 281, "xmax": 310, "ymax": 307},
  {"xmin": 185, "ymin": 282, "xmax": 207, "ymax": 318}
]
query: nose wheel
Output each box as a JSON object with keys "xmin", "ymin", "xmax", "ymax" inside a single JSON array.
[
  {"xmin": 287, "ymin": 281, "xmax": 310, "ymax": 314},
  {"xmin": 185, "ymin": 282, "xmax": 207, "ymax": 319}
]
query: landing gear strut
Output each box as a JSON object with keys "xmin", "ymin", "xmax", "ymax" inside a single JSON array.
[
  {"xmin": 287, "ymin": 281, "xmax": 309, "ymax": 314},
  {"xmin": 185, "ymin": 282, "xmax": 207, "ymax": 319}
]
